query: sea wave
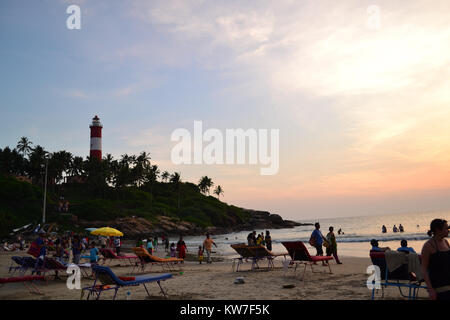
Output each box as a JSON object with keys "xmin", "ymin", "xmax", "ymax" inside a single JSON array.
[{"xmin": 270, "ymin": 233, "xmax": 429, "ymax": 244}]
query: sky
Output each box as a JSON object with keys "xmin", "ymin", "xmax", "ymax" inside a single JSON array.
[{"xmin": 1, "ymin": 0, "xmax": 450, "ymax": 220}]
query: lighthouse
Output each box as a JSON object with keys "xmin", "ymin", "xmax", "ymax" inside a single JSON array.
[{"xmin": 89, "ymin": 115, "xmax": 103, "ymax": 161}]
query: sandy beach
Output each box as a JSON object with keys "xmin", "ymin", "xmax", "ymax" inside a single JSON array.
[{"xmin": 0, "ymin": 249, "xmax": 429, "ymax": 300}]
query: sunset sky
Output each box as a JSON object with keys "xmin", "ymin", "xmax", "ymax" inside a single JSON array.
[{"xmin": 1, "ymin": 0, "xmax": 450, "ymax": 220}]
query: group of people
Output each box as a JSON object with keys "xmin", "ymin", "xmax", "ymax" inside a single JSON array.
[
  {"xmin": 381, "ymin": 224, "xmax": 404, "ymax": 233},
  {"xmin": 371, "ymin": 218, "xmax": 449, "ymax": 300},
  {"xmin": 247, "ymin": 230, "xmax": 273, "ymax": 251},
  {"xmin": 31, "ymin": 231, "xmax": 110, "ymax": 266},
  {"xmin": 309, "ymin": 223, "xmax": 343, "ymax": 264}
]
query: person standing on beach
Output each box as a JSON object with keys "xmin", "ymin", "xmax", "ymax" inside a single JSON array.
[
  {"xmin": 310, "ymin": 223, "xmax": 328, "ymax": 264},
  {"xmin": 165, "ymin": 236, "xmax": 170, "ymax": 252},
  {"xmin": 33, "ymin": 231, "xmax": 47, "ymax": 273},
  {"xmin": 326, "ymin": 227, "xmax": 342, "ymax": 264},
  {"xmin": 421, "ymin": 219, "xmax": 450, "ymax": 300},
  {"xmin": 265, "ymin": 230, "xmax": 272, "ymax": 251},
  {"xmin": 114, "ymin": 236, "xmax": 121, "ymax": 256},
  {"xmin": 177, "ymin": 236, "xmax": 187, "ymax": 262},
  {"xmin": 72, "ymin": 234, "xmax": 82, "ymax": 264},
  {"xmin": 203, "ymin": 233, "xmax": 217, "ymax": 264},
  {"xmin": 100, "ymin": 236, "xmax": 107, "ymax": 249},
  {"xmin": 153, "ymin": 236, "xmax": 158, "ymax": 252}
]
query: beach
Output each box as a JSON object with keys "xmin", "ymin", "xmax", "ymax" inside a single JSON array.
[{"xmin": 0, "ymin": 249, "xmax": 429, "ymax": 300}]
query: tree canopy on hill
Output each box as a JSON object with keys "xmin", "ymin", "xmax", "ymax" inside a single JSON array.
[{"xmin": 0, "ymin": 138, "xmax": 249, "ymax": 238}]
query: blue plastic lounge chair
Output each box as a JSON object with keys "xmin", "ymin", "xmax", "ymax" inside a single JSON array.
[
  {"xmin": 369, "ymin": 251, "xmax": 427, "ymax": 300},
  {"xmin": 81, "ymin": 265, "xmax": 172, "ymax": 300},
  {"xmin": 9, "ymin": 256, "xmax": 38, "ymax": 275}
]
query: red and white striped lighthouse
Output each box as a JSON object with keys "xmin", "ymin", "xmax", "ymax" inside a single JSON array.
[{"xmin": 89, "ymin": 115, "xmax": 103, "ymax": 161}]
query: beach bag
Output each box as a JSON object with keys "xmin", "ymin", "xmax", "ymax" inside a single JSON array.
[
  {"xmin": 308, "ymin": 235, "xmax": 316, "ymax": 247},
  {"xmin": 27, "ymin": 241, "xmax": 40, "ymax": 258},
  {"xmin": 323, "ymin": 240, "xmax": 330, "ymax": 248}
]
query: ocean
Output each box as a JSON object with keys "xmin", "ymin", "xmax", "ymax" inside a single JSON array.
[{"xmin": 179, "ymin": 210, "xmax": 450, "ymax": 258}]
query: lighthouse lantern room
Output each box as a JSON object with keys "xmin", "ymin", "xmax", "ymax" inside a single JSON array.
[{"xmin": 89, "ymin": 115, "xmax": 103, "ymax": 161}]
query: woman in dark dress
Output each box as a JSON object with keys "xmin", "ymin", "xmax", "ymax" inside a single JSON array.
[{"xmin": 421, "ymin": 219, "xmax": 450, "ymax": 300}]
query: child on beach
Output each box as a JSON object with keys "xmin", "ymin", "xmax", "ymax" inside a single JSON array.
[
  {"xmin": 198, "ymin": 246, "xmax": 204, "ymax": 264},
  {"xmin": 147, "ymin": 237, "xmax": 154, "ymax": 255},
  {"xmin": 170, "ymin": 243, "xmax": 176, "ymax": 257}
]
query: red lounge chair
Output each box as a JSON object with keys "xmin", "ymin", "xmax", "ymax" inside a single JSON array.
[
  {"xmin": 0, "ymin": 275, "xmax": 45, "ymax": 294},
  {"xmin": 281, "ymin": 241, "xmax": 333, "ymax": 279},
  {"xmin": 99, "ymin": 248, "xmax": 138, "ymax": 266}
]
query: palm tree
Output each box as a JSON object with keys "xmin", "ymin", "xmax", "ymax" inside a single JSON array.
[
  {"xmin": 161, "ymin": 171, "xmax": 170, "ymax": 183},
  {"xmin": 69, "ymin": 156, "xmax": 84, "ymax": 176},
  {"xmin": 198, "ymin": 176, "xmax": 214, "ymax": 195},
  {"xmin": 49, "ymin": 150, "xmax": 73, "ymax": 184},
  {"xmin": 102, "ymin": 154, "xmax": 115, "ymax": 185},
  {"xmin": 0, "ymin": 147, "xmax": 25, "ymax": 175},
  {"xmin": 213, "ymin": 185, "xmax": 224, "ymax": 199},
  {"xmin": 16, "ymin": 137, "xmax": 33, "ymax": 158},
  {"xmin": 28, "ymin": 145, "xmax": 48, "ymax": 186},
  {"xmin": 170, "ymin": 172, "xmax": 181, "ymax": 209}
]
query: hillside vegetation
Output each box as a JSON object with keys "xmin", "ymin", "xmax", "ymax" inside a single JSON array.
[{"xmin": 0, "ymin": 173, "xmax": 250, "ymax": 238}]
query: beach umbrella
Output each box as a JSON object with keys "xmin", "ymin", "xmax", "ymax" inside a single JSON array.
[
  {"xmin": 90, "ymin": 227, "xmax": 123, "ymax": 237},
  {"xmin": 84, "ymin": 228, "xmax": 97, "ymax": 232}
]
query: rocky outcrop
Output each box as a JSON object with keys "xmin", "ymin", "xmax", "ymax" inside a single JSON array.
[
  {"xmin": 235, "ymin": 209, "xmax": 307, "ymax": 231},
  {"xmin": 78, "ymin": 209, "xmax": 310, "ymax": 238}
]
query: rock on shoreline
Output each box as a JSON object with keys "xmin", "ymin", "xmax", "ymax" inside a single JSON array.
[{"xmin": 78, "ymin": 209, "xmax": 311, "ymax": 239}]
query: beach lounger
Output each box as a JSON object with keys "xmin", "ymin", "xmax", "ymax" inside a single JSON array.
[
  {"xmin": 0, "ymin": 275, "xmax": 45, "ymax": 294},
  {"xmin": 43, "ymin": 258, "xmax": 93, "ymax": 279},
  {"xmin": 281, "ymin": 241, "xmax": 333, "ymax": 279},
  {"xmin": 132, "ymin": 247, "xmax": 183, "ymax": 272},
  {"xmin": 369, "ymin": 251, "xmax": 426, "ymax": 300},
  {"xmin": 9, "ymin": 256, "xmax": 33, "ymax": 275},
  {"xmin": 230, "ymin": 244, "xmax": 287, "ymax": 272},
  {"xmin": 9, "ymin": 256, "xmax": 38, "ymax": 276},
  {"xmin": 81, "ymin": 265, "xmax": 172, "ymax": 300},
  {"xmin": 99, "ymin": 248, "xmax": 139, "ymax": 266}
]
